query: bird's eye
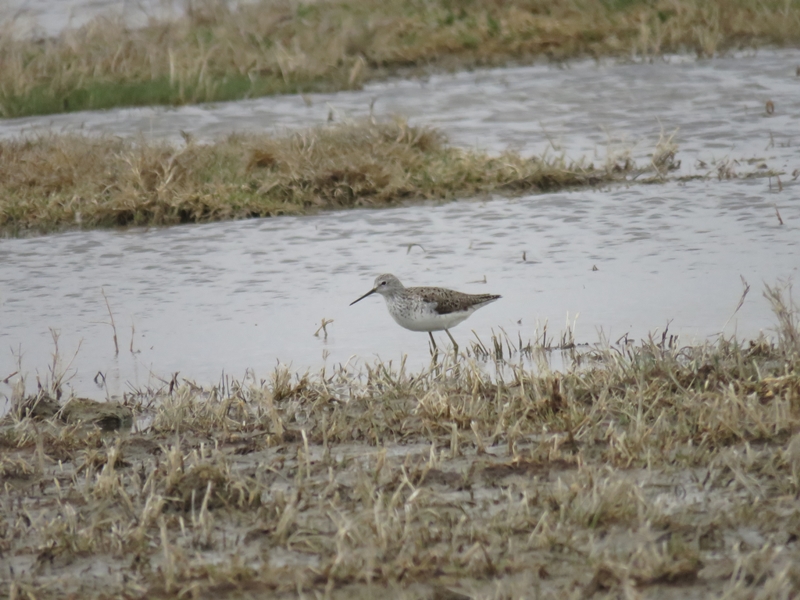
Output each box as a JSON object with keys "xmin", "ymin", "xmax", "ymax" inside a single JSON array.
[{"xmin": 380, "ymin": 281, "xmax": 387, "ymax": 286}]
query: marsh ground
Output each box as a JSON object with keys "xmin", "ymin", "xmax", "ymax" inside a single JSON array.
[{"xmin": 2, "ymin": 288, "xmax": 799, "ymax": 599}]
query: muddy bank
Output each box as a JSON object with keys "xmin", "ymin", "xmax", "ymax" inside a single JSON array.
[{"xmin": 3, "ymin": 299, "xmax": 800, "ymax": 598}]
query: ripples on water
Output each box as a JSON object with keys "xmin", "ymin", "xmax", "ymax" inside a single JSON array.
[{"xmin": 1, "ymin": 50, "xmax": 799, "ymax": 399}]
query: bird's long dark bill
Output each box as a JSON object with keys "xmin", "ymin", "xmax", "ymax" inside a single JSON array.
[{"xmin": 350, "ymin": 288, "xmax": 377, "ymax": 306}]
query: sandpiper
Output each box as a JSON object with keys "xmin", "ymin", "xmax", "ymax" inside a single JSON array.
[{"xmin": 350, "ymin": 273, "xmax": 501, "ymax": 353}]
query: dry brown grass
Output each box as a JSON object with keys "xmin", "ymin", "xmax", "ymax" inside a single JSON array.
[
  {"xmin": 0, "ymin": 119, "xmax": 627, "ymax": 235},
  {"xmin": 1, "ymin": 0, "xmax": 799, "ymax": 116},
  {"xmin": 1, "ymin": 285, "xmax": 799, "ymax": 598}
]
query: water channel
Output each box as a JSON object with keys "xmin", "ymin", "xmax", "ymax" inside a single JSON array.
[{"xmin": 1, "ymin": 39, "xmax": 798, "ymax": 401}]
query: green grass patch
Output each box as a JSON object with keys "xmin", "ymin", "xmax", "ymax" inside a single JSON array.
[{"xmin": 0, "ymin": 72, "xmax": 352, "ymax": 117}]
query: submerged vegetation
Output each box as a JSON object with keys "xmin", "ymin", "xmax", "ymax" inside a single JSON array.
[
  {"xmin": 0, "ymin": 119, "xmax": 645, "ymax": 235},
  {"xmin": 2, "ymin": 285, "xmax": 799, "ymax": 598},
  {"xmin": 1, "ymin": 0, "xmax": 800, "ymax": 117}
]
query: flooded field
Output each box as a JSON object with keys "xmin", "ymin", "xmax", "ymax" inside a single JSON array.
[
  {"xmin": 2, "ymin": 9, "xmax": 800, "ymax": 595},
  {"xmin": 2, "ymin": 174, "xmax": 798, "ymax": 401},
  {"xmin": 1, "ymin": 50, "xmax": 799, "ymax": 399}
]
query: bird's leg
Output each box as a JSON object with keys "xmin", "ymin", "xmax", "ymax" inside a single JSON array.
[
  {"xmin": 445, "ymin": 329, "xmax": 459, "ymax": 356},
  {"xmin": 428, "ymin": 332, "xmax": 438, "ymax": 355}
]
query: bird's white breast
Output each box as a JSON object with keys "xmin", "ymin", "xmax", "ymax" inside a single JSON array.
[{"xmin": 386, "ymin": 301, "xmax": 472, "ymax": 332}]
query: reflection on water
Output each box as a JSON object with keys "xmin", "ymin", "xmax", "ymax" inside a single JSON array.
[{"xmin": 1, "ymin": 50, "xmax": 799, "ymax": 400}]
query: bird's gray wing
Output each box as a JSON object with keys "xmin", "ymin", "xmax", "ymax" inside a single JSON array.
[{"xmin": 411, "ymin": 288, "xmax": 499, "ymax": 315}]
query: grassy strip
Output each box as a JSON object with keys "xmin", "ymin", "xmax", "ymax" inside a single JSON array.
[
  {"xmin": 2, "ymin": 0, "xmax": 800, "ymax": 117},
  {"xmin": 1, "ymin": 286, "xmax": 799, "ymax": 598},
  {"xmin": 0, "ymin": 119, "xmax": 632, "ymax": 235}
]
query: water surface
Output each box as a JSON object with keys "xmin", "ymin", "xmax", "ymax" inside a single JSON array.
[{"xmin": 1, "ymin": 50, "xmax": 799, "ymax": 400}]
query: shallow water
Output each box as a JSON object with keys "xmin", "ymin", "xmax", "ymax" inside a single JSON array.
[
  {"xmin": 1, "ymin": 49, "xmax": 799, "ymax": 401},
  {"xmin": 4, "ymin": 50, "xmax": 798, "ymax": 165},
  {"xmin": 0, "ymin": 0, "xmax": 257, "ymax": 39}
]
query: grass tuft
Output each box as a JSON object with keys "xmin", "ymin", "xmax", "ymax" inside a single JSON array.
[{"xmin": 0, "ymin": 119, "xmax": 635, "ymax": 235}]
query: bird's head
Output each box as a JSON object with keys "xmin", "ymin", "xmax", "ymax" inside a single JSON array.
[{"xmin": 350, "ymin": 273, "xmax": 404, "ymax": 305}]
